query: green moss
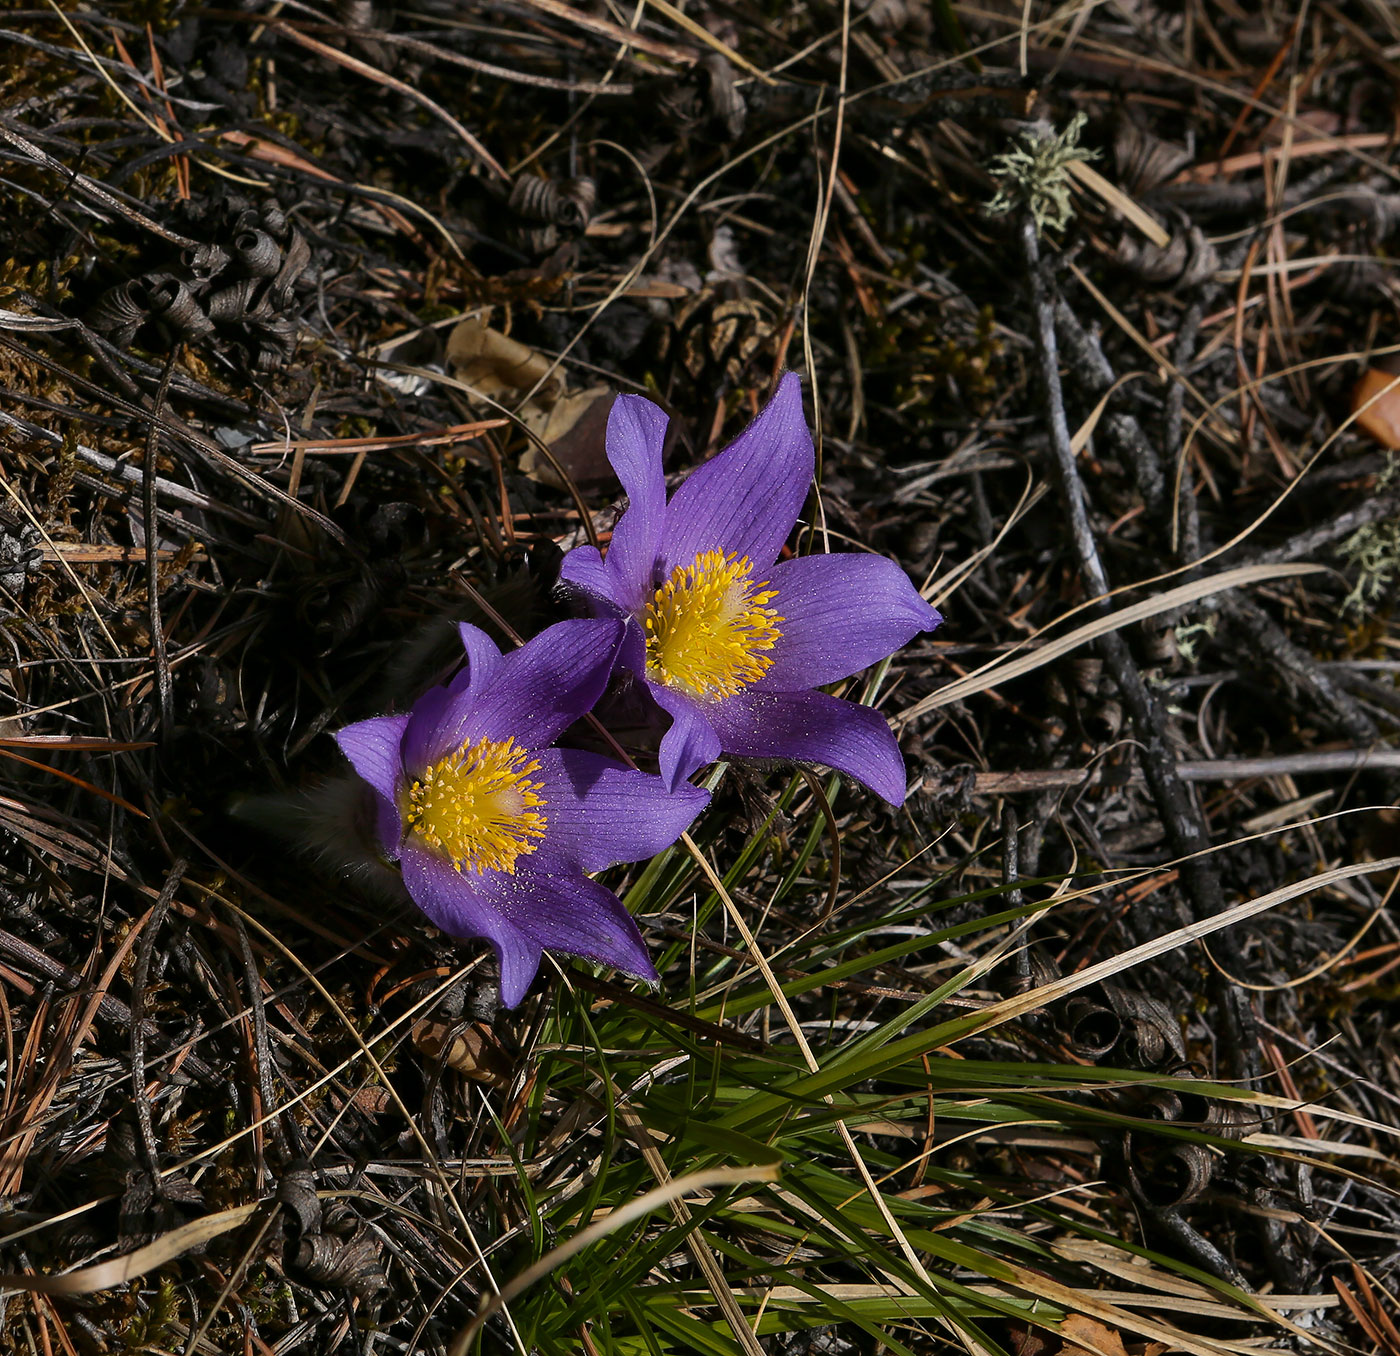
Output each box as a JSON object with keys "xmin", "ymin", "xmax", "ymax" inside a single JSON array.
[{"xmin": 121, "ymin": 1278, "xmax": 183, "ymax": 1351}]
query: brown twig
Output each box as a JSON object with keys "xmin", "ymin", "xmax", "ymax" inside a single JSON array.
[{"xmin": 1019, "ymin": 207, "xmax": 1257, "ymax": 1082}]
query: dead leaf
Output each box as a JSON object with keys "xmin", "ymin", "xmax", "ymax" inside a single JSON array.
[
  {"xmin": 1351, "ymin": 367, "xmax": 1400, "ymax": 449},
  {"xmin": 446, "ymin": 315, "xmax": 559, "ymax": 399},
  {"xmin": 519, "ymin": 386, "xmax": 615, "ymax": 488},
  {"xmin": 1007, "ymin": 1321, "xmax": 1054, "ymax": 1356},
  {"xmin": 445, "ymin": 314, "xmax": 617, "ymax": 486},
  {"xmin": 1060, "ymin": 1314, "xmax": 1131, "ymax": 1356},
  {"xmin": 413, "ymin": 1019, "xmax": 514, "ymax": 1087}
]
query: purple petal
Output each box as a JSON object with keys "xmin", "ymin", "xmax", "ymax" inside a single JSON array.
[
  {"xmin": 558, "ymin": 544, "xmax": 613, "ymax": 608},
  {"xmin": 335, "ymin": 714, "xmax": 410, "ymax": 849},
  {"xmin": 529, "ymin": 748, "xmax": 709, "ymax": 873},
  {"xmin": 649, "ymin": 683, "xmax": 723, "ymax": 790},
  {"xmin": 707, "ymin": 688, "xmax": 909, "ymax": 806},
  {"xmin": 660, "ymin": 373, "xmax": 813, "ymax": 574},
  {"xmin": 423, "ymin": 618, "xmax": 623, "ymax": 763},
  {"xmin": 402, "ymin": 682, "xmax": 455, "ymax": 774},
  {"xmin": 559, "ymin": 546, "xmax": 635, "ymax": 631},
  {"xmin": 457, "ymin": 622, "xmax": 503, "ymax": 691},
  {"xmin": 617, "ymin": 616, "xmax": 646, "ymax": 679},
  {"xmin": 403, "ymin": 626, "xmax": 505, "ymax": 770},
  {"xmin": 504, "ymin": 868, "xmax": 658, "ymax": 985},
  {"xmin": 600, "ymin": 395, "xmax": 669, "ymax": 612},
  {"xmin": 400, "ymin": 845, "xmax": 543, "ymax": 1006},
  {"xmin": 757, "ymin": 553, "xmax": 941, "ymax": 690}
]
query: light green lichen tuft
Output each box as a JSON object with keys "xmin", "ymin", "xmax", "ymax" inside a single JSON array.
[
  {"xmin": 986, "ymin": 114, "xmax": 1098, "ymax": 235},
  {"xmin": 1173, "ymin": 615, "xmax": 1217, "ymax": 665},
  {"xmin": 1340, "ymin": 520, "xmax": 1400, "ymax": 616},
  {"xmin": 1338, "ymin": 455, "xmax": 1400, "ymax": 616}
]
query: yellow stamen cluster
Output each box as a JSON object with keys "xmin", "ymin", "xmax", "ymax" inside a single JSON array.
[
  {"xmin": 404, "ymin": 735, "xmax": 546, "ymax": 874},
  {"xmin": 644, "ymin": 550, "xmax": 783, "ymax": 701}
]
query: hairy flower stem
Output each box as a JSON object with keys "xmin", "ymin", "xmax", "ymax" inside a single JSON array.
[{"xmin": 1019, "ymin": 217, "xmax": 1258, "ymax": 1082}]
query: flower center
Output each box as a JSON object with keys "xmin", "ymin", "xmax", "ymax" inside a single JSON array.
[
  {"xmin": 644, "ymin": 550, "xmax": 783, "ymax": 701},
  {"xmin": 404, "ymin": 735, "xmax": 547, "ymax": 874}
]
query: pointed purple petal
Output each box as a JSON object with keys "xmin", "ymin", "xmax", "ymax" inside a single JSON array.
[
  {"xmin": 335, "ymin": 715, "xmax": 408, "ymax": 800},
  {"xmin": 335, "ymin": 715, "xmax": 409, "ymax": 850},
  {"xmin": 402, "ymin": 682, "xmax": 455, "ymax": 773},
  {"xmin": 600, "ymin": 395, "xmax": 669, "ymax": 612},
  {"xmin": 505, "ymin": 868, "xmax": 658, "ymax": 985},
  {"xmin": 707, "ymin": 688, "xmax": 909, "ymax": 806},
  {"xmin": 559, "ymin": 546, "xmax": 634, "ymax": 631},
  {"xmin": 758, "ymin": 553, "xmax": 941, "ymax": 690},
  {"xmin": 457, "ymin": 622, "xmax": 503, "ymax": 690},
  {"xmin": 400, "ymin": 846, "xmax": 543, "ymax": 1007},
  {"xmin": 648, "ymin": 683, "xmax": 722, "ymax": 790},
  {"xmin": 423, "ymin": 618, "xmax": 623, "ymax": 763},
  {"xmin": 660, "ymin": 373, "xmax": 813, "ymax": 574},
  {"xmin": 529, "ymin": 748, "xmax": 708, "ymax": 873},
  {"xmin": 558, "ymin": 543, "xmax": 613, "ymax": 606},
  {"xmin": 617, "ymin": 616, "xmax": 646, "ymax": 678}
]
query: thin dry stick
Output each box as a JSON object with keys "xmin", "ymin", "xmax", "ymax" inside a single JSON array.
[
  {"xmin": 799, "ymin": 0, "xmax": 852, "ymax": 501},
  {"xmin": 1023, "ymin": 214, "xmax": 1255, "ymax": 1080},
  {"xmin": 181, "ymin": 1210, "xmax": 282, "ymax": 1356},
  {"xmin": 612, "ymin": 1099, "xmax": 768, "ymax": 1356},
  {"xmin": 0, "ymin": 1202, "xmax": 264, "ymax": 1295},
  {"xmin": 0, "ymin": 908, "xmax": 154, "ymax": 1196},
  {"xmin": 145, "ymin": 352, "xmax": 177, "ymax": 731},
  {"xmin": 513, "ymin": 0, "xmax": 697, "ymax": 64},
  {"xmin": 272, "ymin": 19, "xmax": 631, "ymax": 94},
  {"xmin": 129, "ymin": 859, "xmax": 188, "ymax": 1178},
  {"xmin": 215, "ymin": 896, "xmax": 528, "ymax": 1356},
  {"xmin": 956, "ymin": 857, "xmax": 1400, "ymax": 1040},
  {"xmin": 898, "ymin": 560, "xmax": 1321, "ymax": 724},
  {"xmin": 272, "ymin": 23, "xmax": 508, "ymax": 181},
  {"xmin": 972, "ymin": 748, "xmax": 1400, "ymax": 793}
]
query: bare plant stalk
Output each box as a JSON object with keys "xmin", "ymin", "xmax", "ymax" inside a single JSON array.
[{"xmin": 1019, "ymin": 215, "xmax": 1257, "ymax": 1079}]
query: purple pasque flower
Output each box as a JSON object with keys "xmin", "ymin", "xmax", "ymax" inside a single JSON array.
[
  {"xmin": 333, "ymin": 618, "xmax": 708, "ymax": 1007},
  {"xmin": 559, "ymin": 374, "xmax": 942, "ymax": 805}
]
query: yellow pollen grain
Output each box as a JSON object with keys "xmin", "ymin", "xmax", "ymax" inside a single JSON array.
[
  {"xmin": 644, "ymin": 549, "xmax": 783, "ymax": 701},
  {"xmin": 403, "ymin": 735, "xmax": 546, "ymax": 874}
]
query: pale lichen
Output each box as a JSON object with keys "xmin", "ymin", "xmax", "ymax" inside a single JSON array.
[
  {"xmin": 1339, "ymin": 455, "xmax": 1400, "ymax": 616},
  {"xmin": 986, "ymin": 114, "xmax": 1098, "ymax": 235}
]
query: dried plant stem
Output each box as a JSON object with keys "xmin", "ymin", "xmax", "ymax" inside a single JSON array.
[
  {"xmin": 1020, "ymin": 216, "xmax": 1256, "ymax": 1079},
  {"xmin": 145, "ymin": 353, "xmax": 176, "ymax": 732},
  {"xmin": 129, "ymin": 860, "xmax": 187, "ymax": 1182},
  {"xmin": 1220, "ymin": 594, "xmax": 1380, "ymax": 745}
]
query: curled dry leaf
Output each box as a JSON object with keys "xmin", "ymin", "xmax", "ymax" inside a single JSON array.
[
  {"xmin": 1059, "ymin": 1315, "xmax": 1131, "ymax": 1356},
  {"xmin": 447, "ymin": 315, "xmax": 560, "ymax": 399},
  {"xmin": 1063, "ymin": 994, "xmax": 1121, "ymax": 1059},
  {"xmin": 147, "ymin": 276, "xmax": 214, "ymax": 340},
  {"xmin": 412, "ymin": 1018, "xmax": 514, "ymax": 1087},
  {"xmin": 88, "ymin": 279, "xmax": 148, "ymax": 346},
  {"xmin": 519, "ymin": 385, "xmax": 616, "ymax": 488},
  {"xmin": 1123, "ymin": 1130, "xmax": 1215, "ymax": 1206},
  {"xmin": 233, "ymin": 227, "xmax": 282, "ymax": 278},
  {"xmin": 1114, "ymin": 224, "xmax": 1217, "ymax": 288},
  {"xmin": 1351, "ymin": 367, "xmax": 1400, "ymax": 448},
  {"xmin": 508, "ymin": 173, "xmax": 596, "ymax": 229},
  {"xmin": 446, "ymin": 315, "xmax": 615, "ymax": 484},
  {"xmin": 1113, "ymin": 120, "xmax": 1192, "ymax": 196}
]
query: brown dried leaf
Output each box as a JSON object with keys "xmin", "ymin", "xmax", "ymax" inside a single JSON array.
[
  {"xmin": 1351, "ymin": 368, "xmax": 1400, "ymax": 449},
  {"xmin": 446, "ymin": 316, "xmax": 559, "ymax": 398},
  {"xmin": 1060, "ymin": 1314, "xmax": 1131, "ymax": 1356},
  {"xmin": 413, "ymin": 1019, "xmax": 514, "ymax": 1087},
  {"xmin": 519, "ymin": 385, "xmax": 615, "ymax": 488}
]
